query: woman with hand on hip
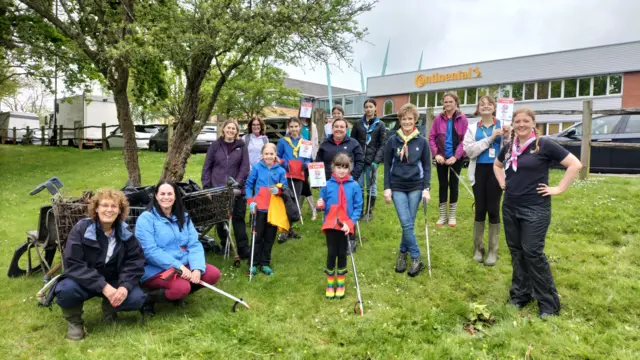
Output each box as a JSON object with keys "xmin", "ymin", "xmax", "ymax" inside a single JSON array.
[
  {"xmin": 494, "ymin": 107, "xmax": 582, "ymax": 319},
  {"xmin": 383, "ymin": 103, "xmax": 431, "ymax": 277},
  {"xmin": 463, "ymin": 95, "xmax": 511, "ymax": 266},
  {"xmin": 428, "ymin": 93, "xmax": 468, "ymax": 227}
]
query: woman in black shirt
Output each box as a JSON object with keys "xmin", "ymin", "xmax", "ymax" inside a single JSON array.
[{"xmin": 494, "ymin": 108, "xmax": 582, "ymax": 319}]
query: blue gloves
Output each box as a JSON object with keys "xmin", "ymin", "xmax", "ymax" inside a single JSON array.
[
  {"xmin": 249, "ymin": 202, "xmax": 257, "ymax": 213},
  {"xmin": 271, "ymin": 187, "xmax": 280, "ymax": 195}
]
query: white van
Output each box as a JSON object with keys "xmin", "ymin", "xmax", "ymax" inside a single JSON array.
[
  {"xmin": 0, "ymin": 112, "xmax": 41, "ymax": 144},
  {"xmin": 51, "ymin": 95, "xmax": 119, "ymax": 147}
]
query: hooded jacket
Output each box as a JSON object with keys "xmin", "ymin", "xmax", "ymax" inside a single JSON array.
[
  {"xmin": 350, "ymin": 116, "xmax": 387, "ymax": 165},
  {"xmin": 201, "ymin": 138, "xmax": 250, "ymax": 192},
  {"xmin": 244, "ymin": 161, "xmax": 287, "ymax": 212},
  {"xmin": 315, "ymin": 135, "xmax": 365, "ymax": 180},
  {"xmin": 318, "ymin": 175, "xmax": 363, "ymax": 234},
  {"xmin": 277, "ymin": 135, "xmax": 311, "ymax": 180}
]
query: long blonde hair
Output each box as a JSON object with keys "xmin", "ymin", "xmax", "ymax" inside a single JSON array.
[{"xmin": 509, "ymin": 107, "xmax": 540, "ymax": 153}]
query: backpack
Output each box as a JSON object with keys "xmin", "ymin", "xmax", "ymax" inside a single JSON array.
[
  {"xmin": 280, "ymin": 187, "xmax": 301, "ymax": 222},
  {"xmin": 243, "ymin": 134, "xmax": 269, "ymax": 146}
]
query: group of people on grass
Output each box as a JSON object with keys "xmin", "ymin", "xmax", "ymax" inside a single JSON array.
[{"xmin": 50, "ymin": 96, "xmax": 582, "ymax": 340}]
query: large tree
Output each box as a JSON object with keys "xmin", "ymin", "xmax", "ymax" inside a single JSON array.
[
  {"xmin": 12, "ymin": 0, "xmax": 168, "ymax": 186},
  {"xmin": 155, "ymin": 0, "xmax": 375, "ymax": 181}
]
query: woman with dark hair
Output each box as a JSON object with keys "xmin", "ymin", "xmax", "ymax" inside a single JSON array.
[
  {"xmin": 54, "ymin": 188, "xmax": 146, "ymax": 340},
  {"xmin": 351, "ymin": 98, "xmax": 387, "ymax": 221},
  {"xmin": 243, "ymin": 116, "xmax": 270, "ymax": 168},
  {"xmin": 428, "ymin": 92, "xmax": 469, "ymax": 227},
  {"xmin": 135, "ymin": 181, "xmax": 221, "ymax": 314},
  {"xmin": 202, "ymin": 119, "xmax": 251, "ymax": 258}
]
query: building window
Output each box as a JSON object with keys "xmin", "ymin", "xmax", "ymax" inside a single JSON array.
[
  {"xmin": 608, "ymin": 75, "xmax": 622, "ymax": 95},
  {"xmin": 488, "ymin": 85, "xmax": 499, "ymax": 100},
  {"xmin": 435, "ymin": 91, "xmax": 444, "ymax": 106},
  {"xmin": 409, "ymin": 93, "xmax": 418, "ymax": 106},
  {"xmin": 466, "ymin": 88, "xmax": 477, "ymax": 105},
  {"xmin": 593, "ymin": 76, "xmax": 607, "ymax": 96},
  {"xmin": 578, "ymin": 78, "xmax": 591, "ymax": 97},
  {"xmin": 512, "ymin": 83, "xmax": 523, "ymax": 101},
  {"xmin": 344, "ymin": 97, "xmax": 355, "ymax": 115},
  {"xmin": 499, "ymin": 85, "xmax": 512, "ymax": 98},
  {"xmin": 383, "ymin": 100, "xmax": 394, "ymax": 115},
  {"xmin": 550, "ymin": 80, "xmax": 562, "ymax": 98},
  {"xmin": 564, "ymin": 79, "xmax": 577, "ymax": 98},
  {"xmin": 418, "ymin": 93, "xmax": 427, "ymax": 108},
  {"xmin": 457, "ymin": 89, "xmax": 466, "ymax": 105},
  {"xmin": 427, "ymin": 92, "xmax": 435, "ymax": 107},
  {"xmin": 477, "ymin": 87, "xmax": 488, "ymax": 98},
  {"xmin": 524, "ymin": 83, "xmax": 536, "ymax": 100},
  {"xmin": 537, "ymin": 82, "xmax": 549, "ymax": 100}
]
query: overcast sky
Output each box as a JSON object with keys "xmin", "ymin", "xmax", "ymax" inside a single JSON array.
[{"xmin": 281, "ymin": 0, "xmax": 640, "ymax": 92}]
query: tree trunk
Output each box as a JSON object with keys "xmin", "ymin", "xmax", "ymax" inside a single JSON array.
[{"xmin": 111, "ymin": 64, "xmax": 141, "ymax": 186}]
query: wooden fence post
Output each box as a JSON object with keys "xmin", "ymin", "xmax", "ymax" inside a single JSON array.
[
  {"xmin": 102, "ymin": 123, "xmax": 107, "ymax": 151},
  {"xmin": 41, "ymin": 125, "xmax": 45, "ymax": 146},
  {"xmin": 58, "ymin": 125, "xmax": 63, "ymax": 147},
  {"xmin": 579, "ymin": 100, "xmax": 592, "ymax": 180},
  {"xmin": 25, "ymin": 126, "xmax": 30, "ymax": 145},
  {"xmin": 1, "ymin": 127, "xmax": 6, "ymax": 144},
  {"xmin": 78, "ymin": 126, "xmax": 83, "ymax": 150},
  {"xmin": 12, "ymin": 127, "xmax": 16, "ymax": 143}
]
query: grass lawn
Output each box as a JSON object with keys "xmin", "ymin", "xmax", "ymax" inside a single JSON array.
[{"xmin": 0, "ymin": 145, "xmax": 639, "ymax": 359}]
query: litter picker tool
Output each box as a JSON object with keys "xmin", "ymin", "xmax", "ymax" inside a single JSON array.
[
  {"xmin": 365, "ymin": 166, "xmax": 376, "ymax": 222},
  {"xmin": 290, "ymin": 180, "xmax": 304, "ymax": 225},
  {"xmin": 356, "ymin": 221, "xmax": 363, "ymax": 247},
  {"xmin": 339, "ymin": 220, "xmax": 364, "ymax": 316},
  {"xmin": 168, "ymin": 268, "xmax": 250, "ymax": 312},
  {"xmin": 423, "ymin": 198, "xmax": 432, "ymax": 278},
  {"xmin": 249, "ymin": 212, "xmax": 257, "ymax": 282},
  {"xmin": 449, "ymin": 167, "xmax": 475, "ymax": 211}
]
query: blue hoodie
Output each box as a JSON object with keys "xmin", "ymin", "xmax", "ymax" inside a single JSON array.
[
  {"xmin": 135, "ymin": 208, "xmax": 206, "ymax": 282},
  {"xmin": 277, "ymin": 135, "xmax": 311, "ymax": 170},
  {"xmin": 245, "ymin": 160, "xmax": 288, "ymax": 212},
  {"xmin": 319, "ymin": 175, "xmax": 363, "ymax": 226}
]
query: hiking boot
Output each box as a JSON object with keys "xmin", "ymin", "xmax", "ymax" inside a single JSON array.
[
  {"xmin": 484, "ymin": 223, "xmax": 500, "ymax": 266},
  {"xmin": 346, "ymin": 239, "xmax": 357, "ymax": 254},
  {"xmin": 448, "ymin": 203, "xmax": 457, "ymax": 227},
  {"xmin": 261, "ymin": 265, "xmax": 274, "ymax": 276},
  {"xmin": 407, "ymin": 257, "xmax": 425, "ymax": 277},
  {"xmin": 277, "ymin": 232, "xmax": 288, "ymax": 244},
  {"xmin": 325, "ymin": 269, "xmax": 336, "ymax": 299},
  {"xmin": 61, "ymin": 305, "xmax": 85, "ymax": 341},
  {"xmin": 473, "ymin": 221, "xmax": 485, "ymax": 263},
  {"xmin": 436, "ymin": 203, "xmax": 447, "ymax": 226},
  {"xmin": 395, "ymin": 251, "xmax": 408, "ymax": 273},
  {"xmin": 335, "ymin": 268, "xmax": 347, "ymax": 299},
  {"xmin": 141, "ymin": 289, "xmax": 168, "ymax": 317},
  {"xmin": 101, "ymin": 298, "xmax": 118, "ymax": 324},
  {"xmin": 539, "ymin": 312, "xmax": 559, "ymax": 320},
  {"xmin": 288, "ymin": 229, "xmax": 302, "ymax": 239}
]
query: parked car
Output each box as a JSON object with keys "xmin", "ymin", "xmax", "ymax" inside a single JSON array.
[
  {"xmin": 148, "ymin": 125, "xmax": 217, "ymax": 153},
  {"xmin": 106, "ymin": 124, "xmax": 165, "ymax": 150},
  {"xmin": 546, "ymin": 113, "xmax": 640, "ymax": 174},
  {"xmin": 20, "ymin": 128, "xmax": 50, "ymax": 145}
]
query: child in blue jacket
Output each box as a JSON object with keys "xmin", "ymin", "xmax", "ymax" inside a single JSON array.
[
  {"xmin": 245, "ymin": 143, "xmax": 287, "ymax": 276},
  {"xmin": 316, "ymin": 153, "xmax": 363, "ymax": 299}
]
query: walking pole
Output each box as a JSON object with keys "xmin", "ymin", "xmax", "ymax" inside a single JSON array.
[
  {"xmin": 423, "ymin": 199, "xmax": 432, "ymax": 278},
  {"xmin": 356, "ymin": 221, "xmax": 363, "ymax": 247},
  {"xmin": 249, "ymin": 211, "xmax": 257, "ymax": 282},
  {"xmin": 345, "ymin": 230, "xmax": 364, "ymax": 317}
]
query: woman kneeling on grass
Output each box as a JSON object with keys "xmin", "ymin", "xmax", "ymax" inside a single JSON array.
[
  {"xmin": 245, "ymin": 143, "xmax": 288, "ymax": 276},
  {"xmin": 54, "ymin": 189, "xmax": 146, "ymax": 340},
  {"xmin": 316, "ymin": 153, "xmax": 362, "ymax": 299},
  {"xmin": 135, "ymin": 181, "xmax": 221, "ymax": 315},
  {"xmin": 494, "ymin": 107, "xmax": 582, "ymax": 319},
  {"xmin": 383, "ymin": 103, "xmax": 431, "ymax": 277}
]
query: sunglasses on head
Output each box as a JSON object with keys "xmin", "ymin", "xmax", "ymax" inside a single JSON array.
[{"xmin": 334, "ymin": 163, "xmax": 349, "ymax": 169}]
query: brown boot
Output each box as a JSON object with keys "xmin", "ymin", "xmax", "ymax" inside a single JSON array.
[
  {"xmin": 484, "ymin": 223, "xmax": 500, "ymax": 266},
  {"xmin": 473, "ymin": 221, "xmax": 485, "ymax": 263},
  {"xmin": 61, "ymin": 305, "xmax": 85, "ymax": 340}
]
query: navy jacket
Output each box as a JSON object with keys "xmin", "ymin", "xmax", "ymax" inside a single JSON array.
[
  {"xmin": 61, "ymin": 218, "xmax": 145, "ymax": 293},
  {"xmin": 384, "ymin": 133, "xmax": 431, "ymax": 192},
  {"xmin": 315, "ymin": 135, "xmax": 364, "ymax": 180},
  {"xmin": 350, "ymin": 116, "xmax": 387, "ymax": 165}
]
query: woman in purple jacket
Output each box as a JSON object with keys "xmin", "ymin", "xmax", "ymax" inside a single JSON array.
[
  {"xmin": 201, "ymin": 119, "xmax": 251, "ymax": 259},
  {"xmin": 428, "ymin": 93, "xmax": 469, "ymax": 227}
]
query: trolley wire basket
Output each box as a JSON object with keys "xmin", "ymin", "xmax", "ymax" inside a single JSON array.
[{"xmin": 182, "ymin": 185, "xmax": 234, "ymax": 235}]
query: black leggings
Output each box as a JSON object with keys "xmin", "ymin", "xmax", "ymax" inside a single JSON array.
[
  {"xmin": 216, "ymin": 196, "xmax": 249, "ymax": 250},
  {"xmin": 436, "ymin": 161, "xmax": 463, "ymax": 204},
  {"xmin": 251, "ymin": 212, "xmax": 277, "ymax": 266},
  {"xmin": 325, "ymin": 230, "xmax": 348, "ymax": 270},
  {"xmin": 472, "ymin": 164, "xmax": 503, "ymax": 224}
]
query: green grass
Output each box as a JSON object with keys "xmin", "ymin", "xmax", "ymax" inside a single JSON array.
[{"xmin": 1, "ymin": 145, "xmax": 639, "ymax": 359}]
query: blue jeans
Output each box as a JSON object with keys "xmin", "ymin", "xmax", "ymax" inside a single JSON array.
[
  {"xmin": 55, "ymin": 278, "xmax": 146, "ymax": 311},
  {"xmin": 392, "ymin": 190, "xmax": 422, "ymax": 259},
  {"xmin": 357, "ymin": 165, "xmax": 378, "ymax": 197}
]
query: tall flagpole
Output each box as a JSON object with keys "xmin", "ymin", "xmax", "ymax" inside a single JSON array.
[
  {"xmin": 360, "ymin": 62, "xmax": 365, "ymax": 93},
  {"xmin": 326, "ymin": 63, "xmax": 333, "ymax": 109},
  {"xmin": 381, "ymin": 39, "xmax": 390, "ymax": 76},
  {"xmin": 418, "ymin": 50, "xmax": 423, "ymax": 71}
]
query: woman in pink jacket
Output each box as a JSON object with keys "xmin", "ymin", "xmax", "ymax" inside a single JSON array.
[{"xmin": 428, "ymin": 93, "xmax": 468, "ymax": 227}]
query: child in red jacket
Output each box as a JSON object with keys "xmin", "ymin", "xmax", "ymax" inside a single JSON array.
[{"xmin": 316, "ymin": 153, "xmax": 363, "ymax": 299}]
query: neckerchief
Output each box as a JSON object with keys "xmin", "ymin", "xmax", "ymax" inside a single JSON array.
[
  {"xmin": 284, "ymin": 136, "xmax": 301, "ymax": 158},
  {"xmin": 332, "ymin": 173, "xmax": 349, "ymax": 216},
  {"xmin": 362, "ymin": 116, "xmax": 380, "ymax": 145},
  {"xmin": 397, "ymin": 128, "xmax": 420, "ymax": 162},
  {"xmin": 505, "ymin": 131, "xmax": 536, "ymax": 172},
  {"xmin": 477, "ymin": 118, "xmax": 498, "ymax": 139}
]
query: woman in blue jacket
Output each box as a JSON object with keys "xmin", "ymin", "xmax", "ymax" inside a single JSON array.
[
  {"xmin": 135, "ymin": 181, "xmax": 221, "ymax": 314},
  {"xmin": 384, "ymin": 103, "xmax": 431, "ymax": 277},
  {"xmin": 316, "ymin": 153, "xmax": 363, "ymax": 299},
  {"xmin": 245, "ymin": 143, "xmax": 288, "ymax": 276}
]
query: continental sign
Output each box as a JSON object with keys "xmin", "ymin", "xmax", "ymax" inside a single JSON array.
[{"xmin": 414, "ymin": 66, "xmax": 482, "ymax": 88}]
